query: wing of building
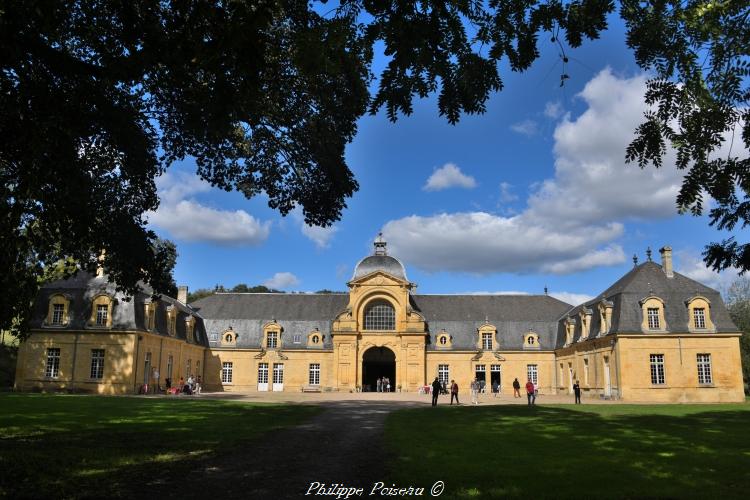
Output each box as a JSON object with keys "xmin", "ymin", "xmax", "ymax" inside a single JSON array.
[{"xmin": 15, "ymin": 241, "xmax": 744, "ymax": 402}]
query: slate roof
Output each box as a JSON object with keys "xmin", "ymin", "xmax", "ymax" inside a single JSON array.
[
  {"xmin": 31, "ymin": 272, "xmax": 209, "ymax": 347},
  {"xmin": 191, "ymin": 292, "xmax": 572, "ymax": 351},
  {"xmin": 555, "ymin": 261, "xmax": 739, "ymax": 348},
  {"xmin": 352, "ymin": 255, "xmax": 408, "ymax": 281}
]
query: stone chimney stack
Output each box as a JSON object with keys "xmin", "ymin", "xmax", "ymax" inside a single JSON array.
[
  {"xmin": 177, "ymin": 285, "xmax": 188, "ymax": 304},
  {"xmin": 659, "ymin": 246, "xmax": 673, "ymax": 278}
]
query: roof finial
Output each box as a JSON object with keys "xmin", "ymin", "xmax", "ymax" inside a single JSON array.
[
  {"xmin": 374, "ymin": 232, "xmax": 387, "ymax": 256},
  {"xmin": 633, "ymin": 254, "xmax": 639, "ymax": 266},
  {"xmin": 646, "ymin": 247, "xmax": 652, "ymax": 261}
]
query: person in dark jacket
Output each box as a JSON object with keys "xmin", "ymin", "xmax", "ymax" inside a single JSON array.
[
  {"xmin": 573, "ymin": 380, "xmax": 582, "ymax": 404},
  {"xmin": 513, "ymin": 378, "xmax": 521, "ymax": 398},
  {"xmin": 431, "ymin": 377, "xmax": 442, "ymax": 406}
]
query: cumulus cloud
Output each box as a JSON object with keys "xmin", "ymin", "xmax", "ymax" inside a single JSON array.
[
  {"xmin": 498, "ymin": 182, "xmax": 519, "ymax": 204},
  {"xmin": 291, "ymin": 208, "xmax": 339, "ymax": 248},
  {"xmin": 423, "ymin": 163, "xmax": 477, "ymax": 191},
  {"xmin": 549, "ymin": 292, "xmax": 595, "ymax": 306},
  {"xmin": 510, "ymin": 119, "xmax": 538, "ymax": 136},
  {"xmin": 675, "ymin": 250, "xmax": 739, "ymax": 292},
  {"xmin": 383, "ymin": 69, "xmax": 689, "ymax": 275},
  {"xmin": 263, "ymin": 272, "xmax": 300, "ymax": 290},
  {"xmin": 544, "ymin": 101, "xmax": 564, "ymax": 119},
  {"xmin": 148, "ymin": 171, "xmax": 271, "ymax": 246}
]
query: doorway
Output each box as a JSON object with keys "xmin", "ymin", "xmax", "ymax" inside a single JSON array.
[{"xmin": 362, "ymin": 346, "xmax": 396, "ymax": 392}]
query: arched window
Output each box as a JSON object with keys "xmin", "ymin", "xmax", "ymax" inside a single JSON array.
[{"xmin": 363, "ymin": 300, "xmax": 395, "ymax": 330}]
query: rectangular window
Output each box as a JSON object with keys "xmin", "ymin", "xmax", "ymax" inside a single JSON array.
[
  {"xmin": 273, "ymin": 363, "xmax": 284, "ymax": 384},
  {"xmin": 210, "ymin": 333, "xmax": 218, "ymax": 341},
  {"xmin": 96, "ymin": 304, "xmax": 108, "ymax": 326},
  {"xmin": 583, "ymin": 358, "xmax": 589, "ymax": 386},
  {"xmin": 186, "ymin": 359, "xmax": 192, "ymax": 377},
  {"xmin": 293, "ymin": 334, "xmax": 301, "ymax": 344},
  {"xmin": 694, "ymin": 308, "xmax": 706, "ymax": 329},
  {"xmin": 527, "ymin": 364, "xmax": 538, "ymax": 385},
  {"xmin": 697, "ymin": 354, "xmax": 713, "ymax": 385},
  {"xmin": 650, "ymin": 354, "xmax": 665, "ymax": 385},
  {"xmin": 647, "ymin": 308, "xmax": 660, "ymax": 329},
  {"xmin": 221, "ymin": 362, "xmax": 233, "ymax": 383},
  {"xmin": 45, "ymin": 348, "xmax": 60, "ymax": 378},
  {"xmin": 438, "ymin": 364, "xmax": 449, "ymax": 385},
  {"xmin": 90, "ymin": 349, "xmax": 104, "ymax": 379},
  {"xmin": 481, "ymin": 332, "xmax": 493, "ymax": 350},
  {"xmin": 258, "ymin": 363, "xmax": 269, "ymax": 384},
  {"xmin": 52, "ymin": 304, "xmax": 65, "ymax": 325},
  {"xmin": 267, "ymin": 332, "xmax": 278, "ymax": 349},
  {"xmin": 309, "ymin": 363, "xmax": 321, "ymax": 385}
]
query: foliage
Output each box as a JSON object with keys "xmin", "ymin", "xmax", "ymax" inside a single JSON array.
[
  {"xmin": 0, "ymin": 394, "xmax": 319, "ymax": 498},
  {"xmin": 726, "ymin": 277, "xmax": 750, "ymax": 393},
  {"xmin": 186, "ymin": 283, "xmax": 283, "ymax": 303},
  {"xmin": 621, "ymin": 0, "xmax": 750, "ymax": 272},
  {"xmin": 386, "ymin": 403, "xmax": 750, "ymax": 498}
]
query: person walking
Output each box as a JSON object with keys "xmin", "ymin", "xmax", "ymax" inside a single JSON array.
[
  {"xmin": 492, "ymin": 380, "xmax": 500, "ymax": 398},
  {"xmin": 470, "ymin": 379, "xmax": 479, "ymax": 405},
  {"xmin": 573, "ymin": 380, "xmax": 581, "ymax": 404},
  {"xmin": 431, "ymin": 377, "xmax": 442, "ymax": 406},
  {"xmin": 513, "ymin": 378, "xmax": 521, "ymax": 398},
  {"xmin": 450, "ymin": 380, "xmax": 460, "ymax": 405},
  {"xmin": 525, "ymin": 379, "xmax": 536, "ymax": 405}
]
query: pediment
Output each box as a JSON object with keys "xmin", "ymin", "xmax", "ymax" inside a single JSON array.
[{"xmin": 348, "ymin": 270, "xmax": 410, "ymax": 287}]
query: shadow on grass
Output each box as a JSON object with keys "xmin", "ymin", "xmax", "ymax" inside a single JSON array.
[
  {"xmin": 0, "ymin": 394, "xmax": 320, "ymax": 499},
  {"xmin": 385, "ymin": 403, "xmax": 750, "ymax": 499}
]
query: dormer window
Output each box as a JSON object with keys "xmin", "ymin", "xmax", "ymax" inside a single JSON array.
[
  {"xmin": 477, "ymin": 324, "xmax": 496, "ymax": 350},
  {"xmin": 307, "ymin": 329, "xmax": 324, "ymax": 347},
  {"xmin": 221, "ymin": 329, "xmax": 236, "ymax": 346},
  {"xmin": 88, "ymin": 295, "xmax": 113, "ymax": 328},
  {"xmin": 523, "ymin": 332, "xmax": 540, "ymax": 350},
  {"xmin": 640, "ymin": 296, "xmax": 666, "ymax": 332},
  {"xmin": 185, "ymin": 316, "xmax": 196, "ymax": 343},
  {"xmin": 312, "ymin": 335, "xmax": 319, "ymax": 344},
  {"xmin": 564, "ymin": 317, "xmax": 575, "ymax": 346},
  {"xmin": 52, "ymin": 304, "xmax": 65, "ymax": 325},
  {"xmin": 436, "ymin": 331, "xmax": 452, "ymax": 348},
  {"xmin": 144, "ymin": 299, "xmax": 156, "ymax": 331},
  {"xmin": 95, "ymin": 304, "xmax": 108, "ymax": 326},
  {"xmin": 267, "ymin": 331, "xmax": 278, "ymax": 349},
  {"xmin": 482, "ymin": 332, "xmax": 492, "ymax": 350},
  {"xmin": 166, "ymin": 305, "xmax": 177, "ymax": 336},
  {"xmin": 579, "ymin": 308, "xmax": 592, "ymax": 340},
  {"xmin": 686, "ymin": 296, "xmax": 714, "ymax": 332},
  {"xmin": 439, "ymin": 336, "xmax": 447, "ymax": 345}
]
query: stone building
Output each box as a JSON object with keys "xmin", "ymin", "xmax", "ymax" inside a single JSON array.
[{"xmin": 15, "ymin": 238, "xmax": 745, "ymax": 402}]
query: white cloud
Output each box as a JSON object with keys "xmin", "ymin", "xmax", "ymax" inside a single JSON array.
[
  {"xmin": 423, "ymin": 163, "xmax": 477, "ymax": 191},
  {"xmin": 463, "ymin": 291, "xmax": 530, "ymax": 295},
  {"xmin": 675, "ymin": 249, "xmax": 739, "ymax": 292},
  {"xmin": 263, "ymin": 272, "xmax": 300, "ymax": 290},
  {"xmin": 510, "ymin": 119, "xmax": 538, "ymax": 136},
  {"xmin": 549, "ymin": 292, "xmax": 595, "ymax": 306},
  {"xmin": 148, "ymin": 171, "xmax": 271, "ymax": 246},
  {"xmin": 498, "ymin": 182, "xmax": 519, "ymax": 203},
  {"xmin": 544, "ymin": 101, "xmax": 564, "ymax": 119},
  {"xmin": 383, "ymin": 69, "xmax": 688, "ymax": 275},
  {"xmin": 292, "ymin": 208, "xmax": 339, "ymax": 248}
]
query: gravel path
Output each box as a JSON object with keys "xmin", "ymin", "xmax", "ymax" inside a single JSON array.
[{"xmin": 145, "ymin": 400, "xmax": 419, "ymax": 499}]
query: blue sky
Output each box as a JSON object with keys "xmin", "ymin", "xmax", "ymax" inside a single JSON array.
[{"xmin": 147, "ymin": 13, "xmax": 745, "ymax": 304}]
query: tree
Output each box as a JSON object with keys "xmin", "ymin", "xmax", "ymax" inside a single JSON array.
[
  {"xmin": 725, "ymin": 277, "xmax": 750, "ymax": 393},
  {"xmin": 2, "ymin": 0, "xmax": 747, "ymax": 337},
  {"xmin": 622, "ymin": 1, "xmax": 750, "ymax": 273}
]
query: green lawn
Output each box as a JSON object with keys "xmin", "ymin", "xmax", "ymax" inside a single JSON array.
[
  {"xmin": 385, "ymin": 403, "xmax": 750, "ymax": 499},
  {"xmin": 0, "ymin": 394, "xmax": 319, "ymax": 499}
]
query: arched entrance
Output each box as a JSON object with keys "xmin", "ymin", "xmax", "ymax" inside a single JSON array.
[{"xmin": 362, "ymin": 346, "xmax": 396, "ymax": 392}]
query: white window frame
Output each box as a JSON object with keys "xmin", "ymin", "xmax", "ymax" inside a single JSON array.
[
  {"xmin": 52, "ymin": 303, "xmax": 65, "ymax": 325},
  {"xmin": 693, "ymin": 308, "xmax": 706, "ymax": 329},
  {"xmin": 526, "ymin": 364, "xmax": 538, "ymax": 385},
  {"xmin": 95, "ymin": 304, "xmax": 108, "ymax": 326},
  {"xmin": 650, "ymin": 354, "xmax": 665, "ymax": 385},
  {"xmin": 45, "ymin": 348, "xmax": 60, "ymax": 378},
  {"xmin": 90, "ymin": 349, "xmax": 105, "ymax": 379},
  {"xmin": 221, "ymin": 362, "xmax": 233, "ymax": 384},
  {"xmin": 267, "ymin": 331, "xmax": 278, "ymax": 349},
  {"xmin": 272, "ymin": 363, "xmax": 284, "ymax": 384},
  {"xmin": 482, "ymin": 332, "xmax": 492, "ymax": 350},
  {"xmin": 293, "ymin": 334, "xmax": 301, "ymax": 344},
  {"xmin": 309, "ymin": 363, "xmax": 321, "ymax": 385},
  {"xmin": 258, "ymin": 363, "xmax": 269, "ymax": 384},
  {"xmin": 438, "ymin": 364, "xmax": 449, "ymax": 385},
  {"xmin": 647, "ymin": 307, "xmax": 660, "ymax": 329},
  {"xmin": 697, "ymin": 353, "xmax": 713, "ymax": 385}
]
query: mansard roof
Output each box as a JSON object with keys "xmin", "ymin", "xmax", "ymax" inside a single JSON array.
[
  {"xmin": 556, "ymin": 261, "xmax": 738, "ymax": 347},
  {"xmin": 31, "ymin": 271, "xmax": 209, "ymax": 346}
]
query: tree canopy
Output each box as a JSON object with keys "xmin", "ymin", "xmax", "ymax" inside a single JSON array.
[{"xmin": 1, "ymin": 0, "xmax": 748, "ymax": 336}]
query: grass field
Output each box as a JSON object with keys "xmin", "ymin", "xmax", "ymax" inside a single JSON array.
[
  {"xmin": 385, "ymin": 403, "xmax": 750, "ymax": 499},
  {"xmin": 0, "ymin": 394, "xmax": 319, "ymax": 499}
]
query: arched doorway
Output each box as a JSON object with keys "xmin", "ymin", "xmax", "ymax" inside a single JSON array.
[{"xmin": 362, "ymin": 346, "xmax": 396, "ymax": 392}]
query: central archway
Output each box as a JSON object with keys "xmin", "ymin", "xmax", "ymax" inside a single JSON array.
[{"xmin": 362, "ymin": 346, "xmax": 396, "ymax": 392}]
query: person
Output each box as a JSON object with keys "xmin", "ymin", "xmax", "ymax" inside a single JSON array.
[
  {"xmin": 386, "ymin": 378, "xmax": 391, "ymax": 392},
  {"xmin": 450, "ymin": 380, "xmax": 459, "ymax": 405},
  {"xmin": 187, "ymin": 374, "xmax": 194, "ymax": 392},
  {"xmin": 376, "ymin": 377, "xmax": 382, "ymax": 393},
  {"xmin": 431, "ymin": 377, "xmax": 441, "ymax": 406},
  {"xmin": 165, "ymin": 377, "xmax": 172, "ymax": 390},
  {"xmin": 470, "ymin": 379, "xmax": 479, "ymax": 405},
  {"xmin": 178, "ymin": 377, "xmax": 185, "ymax": 394},
  {"xmin": 153, "ymin": 369, "xmax": 160, "ymax": 393},
  {"xmin": 513, "ymin": 378, "xmax": 521, "ymax": 398},
  {"xmin": 573, "ymin": 380, "xmax": 581, "ymax": 404},
  {"xmin": 492, "ymin": 380, "xmax": 500, "ymax": 398},
  {"xmin": 195, "ymin": 375, "xmax": 202, "ymax": 395},
  {"xmin": 525, "ymin": 379, "xmax": 536, "ymax": 405}
]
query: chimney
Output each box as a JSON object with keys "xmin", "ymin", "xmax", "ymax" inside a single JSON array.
[
  {"xmin": 177, "ymin": 285, "xmax": 188, "ymax": 304},
  {"xmin": 659, "ymin": 246, "xmax": 673, "ymax": 278}
]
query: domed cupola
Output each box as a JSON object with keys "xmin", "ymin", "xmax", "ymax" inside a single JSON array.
[{"xmin": 351, "ymin": 233, "xmax": 408, "ymax": 281}]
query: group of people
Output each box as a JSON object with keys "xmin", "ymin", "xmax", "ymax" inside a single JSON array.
[
  {"xmin": 431, "ymin": 378, "xmax": 460, "ymax": 406},
  {"xmin": 165, "ymin": 375, "xmax": 202, "ymax": 395},
  {"xmin": 375, "ymin": 376, "xmax": 392, "ymax": 392}
]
